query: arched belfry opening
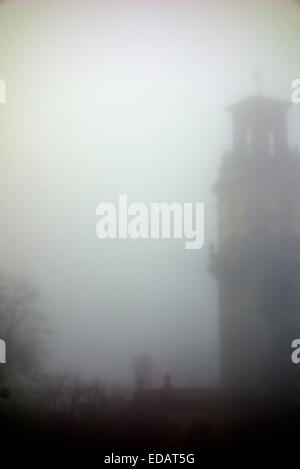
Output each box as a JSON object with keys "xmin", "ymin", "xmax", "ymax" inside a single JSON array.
[{"xmin": 230, "ymin": 95, "xmax": 289, "ymax": 157}]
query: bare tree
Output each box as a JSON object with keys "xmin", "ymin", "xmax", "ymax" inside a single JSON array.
[
  {"xmin": 37, "ymin": 372, "xmax": 110, "ymax": 419},
  {"xmin": 0, "ymin": 275, "xmax": 48, "ymax": 389}
]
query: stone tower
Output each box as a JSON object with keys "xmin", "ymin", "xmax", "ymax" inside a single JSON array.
[{"xmin": 211, "ymin": 95, "xmax": 300, "ymax": 399}]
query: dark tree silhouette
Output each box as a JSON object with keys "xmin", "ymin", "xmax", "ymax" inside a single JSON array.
[{"xmin": 0, "ymin": 275, "xmax": 48, "ymax": 389}]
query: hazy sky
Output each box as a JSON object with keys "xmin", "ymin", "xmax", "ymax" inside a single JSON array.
[{"xmin": 0, "ymin": 0, "xmax": 299, "ymax": 387}]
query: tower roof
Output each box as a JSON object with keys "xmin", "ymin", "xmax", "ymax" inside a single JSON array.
[{"xmin": 228, "ymin": 94, "xmax": 291, "ymax": 114}]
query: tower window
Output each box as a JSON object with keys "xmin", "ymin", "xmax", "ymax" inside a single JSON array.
[
  {"xmin": 268, "ymin": 132, "xmax": 275, "ymax": 157},
  {"xmin": 246, "ymin": 129, "xmax": 252, "ymax": 156}
]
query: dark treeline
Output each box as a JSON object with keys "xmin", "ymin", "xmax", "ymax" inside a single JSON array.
[
  {"xmin": 0, "ymin": 274, "xmax": 300, "ymax": 458},
  {"xmin": 1, "ymin": 385, "xmax": 300, "ymax": 456}
]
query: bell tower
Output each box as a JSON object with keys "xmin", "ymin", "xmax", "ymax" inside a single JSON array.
[{"xmin": 211, "ymin": 95, "xmax": 300, "ymax": 399}]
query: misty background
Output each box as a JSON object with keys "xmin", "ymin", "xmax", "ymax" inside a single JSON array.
[{"xmin": 0, "ymin": 0, "xmax": 299, "ymax": 389}]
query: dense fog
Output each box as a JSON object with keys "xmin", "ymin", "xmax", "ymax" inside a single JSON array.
[{"xmin": 0, "ymin": 0, "xmax": 299, "ymax": 391}]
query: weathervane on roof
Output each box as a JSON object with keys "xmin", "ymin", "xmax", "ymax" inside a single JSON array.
[{"xmin": 253, "ymin": 68, "xmax": 263, "ymax": 95}]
